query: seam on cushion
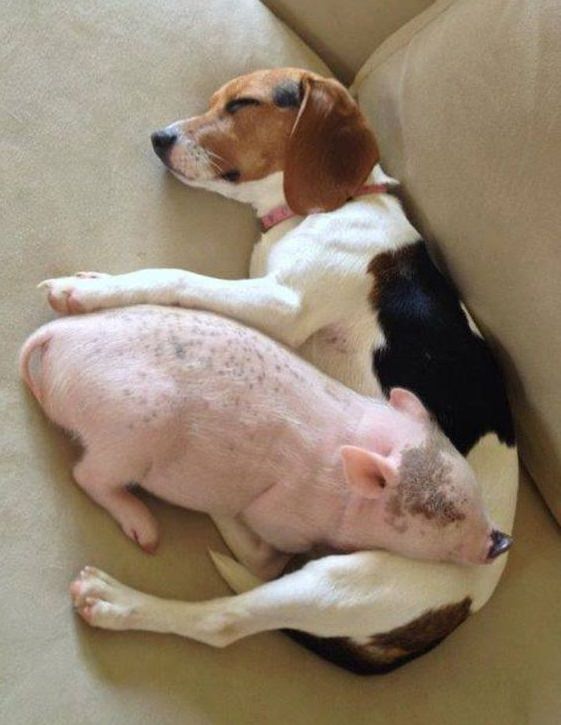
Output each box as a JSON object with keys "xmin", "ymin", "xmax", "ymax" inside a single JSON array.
[
  {"xmin": 351, "ymin": 0, "xmax": 458, "ymax": 91},
  {"xmin": 259, "ymin": 0, "xmax": 336, "ymax": 78},
  {"xmin": 518, "ymin": 455, "xmax": 561, "ymax": 527},
  {"xmin": 518, "ymin": 433, "xmax": 561, "ymax": 526},
  {"xmin": 396, "ymin": 38, "xmax": 413, "ymax": 182}
]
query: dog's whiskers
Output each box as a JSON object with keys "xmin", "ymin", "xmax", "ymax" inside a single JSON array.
[{"xmin": 206, "ymin": 149, "xmax": 228, "ymax": 165}]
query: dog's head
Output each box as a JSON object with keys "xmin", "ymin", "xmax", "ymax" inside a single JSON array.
[{"xmin": 151, "ymin": 68, "xmax": 379, "ymax": 214}]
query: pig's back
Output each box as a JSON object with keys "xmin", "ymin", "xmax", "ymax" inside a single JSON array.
[
  {"xmin": 43, "ymin": 305, "xmax": 352, "ymax": 421},
  {"xmin": 26, "ymin": 307, "xmax": 354, "ymax": 505}
]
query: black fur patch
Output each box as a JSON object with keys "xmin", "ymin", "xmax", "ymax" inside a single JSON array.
[
  {"xmin": 369, "ymin": 241, "xmax": 515, "ymax": 455},
  {"xmin": 285, "ymin": 596, "xmax": 472, "ymax": 675},
  {"xmin": 285, "ymin": 630, "xmax": 426, "ymax": 675},
  {"xmin": 272, "ymin": 80, "xmax": 302, "ymax": 108}
]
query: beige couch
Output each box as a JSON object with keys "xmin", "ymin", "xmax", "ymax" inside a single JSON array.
[{"xmin": 2, "ymin": 1, "xmax": 561, "ymax": 723}]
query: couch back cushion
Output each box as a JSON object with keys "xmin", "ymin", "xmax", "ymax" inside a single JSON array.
[
  {"xmin": 263, "ymin": 0, "xmax": 435, "ymax": 82},
  {"xmin": 354, "ymin": 0, "xmax": 561, "ymax": 522}
]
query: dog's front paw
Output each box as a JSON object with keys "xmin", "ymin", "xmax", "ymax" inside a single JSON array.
[{"xmin": 38, "ymin": 272, "xmax": 113, "ymax": 314}]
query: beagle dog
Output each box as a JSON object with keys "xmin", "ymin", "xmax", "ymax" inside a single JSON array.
[{"xmin": 41, "ymin": 68, "xmax": 518, "ymax": 674}]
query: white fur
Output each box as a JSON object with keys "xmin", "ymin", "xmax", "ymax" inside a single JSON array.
[{"xmin": 46, "ymin": 163, "xmax": 518, "ymax": 650}]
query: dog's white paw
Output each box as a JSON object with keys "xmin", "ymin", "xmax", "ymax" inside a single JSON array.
[
  {"xmin": 38, "ymin": 273, "xmax": 113, "ymax": 314},
  {"xmin": 69, "ymin": 566, "xmax": 145, "ymax": 630}
]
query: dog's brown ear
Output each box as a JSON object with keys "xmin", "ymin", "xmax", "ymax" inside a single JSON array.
[{"xmin": 284, "ymin": 76, "xmax": 379, "ymax": 215}]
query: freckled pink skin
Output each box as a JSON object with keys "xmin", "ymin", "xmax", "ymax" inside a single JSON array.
[{"xmin": 20, "ymin": 306, "xmax": 494, "ymax": 564}]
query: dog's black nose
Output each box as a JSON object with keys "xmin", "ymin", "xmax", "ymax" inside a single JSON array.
[{"xmin": 151, "ymin": 129, "xmax": 177, "ymax": 158}]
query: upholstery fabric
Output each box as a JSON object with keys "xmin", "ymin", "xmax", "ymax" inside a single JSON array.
[
  {"xmin": 263, "ymin": 0, "xmax": 435, "ymax": 83},
  {"xmin": 355, "ymin": 0, "xmax": 561, "ymax": 524},
  {"xmin": 2, "ymin": 0, "xmax": 561, "ymax": 723}
]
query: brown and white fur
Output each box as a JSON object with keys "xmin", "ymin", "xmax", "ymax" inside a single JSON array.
[{"xmin": 39, "ymin": 68, "xmax": 518, "ymax": 674}]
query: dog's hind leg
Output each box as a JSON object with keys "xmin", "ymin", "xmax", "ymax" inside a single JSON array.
[
  {"xmin": 69, "ymin": 554, "xmax": 380, "ymax": 646},
  {"xmin": 69, "ymin": 547, "xmax": 480, "ymax": 661}
]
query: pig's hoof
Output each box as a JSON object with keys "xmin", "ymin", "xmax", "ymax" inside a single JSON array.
[
  {"xmin": 123, "ymin": 523, "xmax": 159, "ymax": 555},
  {"xmin": 69, "ymin": 566, "xmax": 142, "ymax": 630}
]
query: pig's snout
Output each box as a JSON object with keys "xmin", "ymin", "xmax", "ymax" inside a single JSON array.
[
  {"xmin": 487, "ymin": 529, "xmax": 513, "ymax": 561},
  {"xmin": 19, "ymin": 328, "xmax": 51, "ymax": 402},
  {"xmin": 459, "ymin": 528, "xmax": 513, "ymax": 566}
]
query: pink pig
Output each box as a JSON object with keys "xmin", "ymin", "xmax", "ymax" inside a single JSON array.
[{"xmin": 20, "ymin": 306, "xmax": 512, "ymax": 574}]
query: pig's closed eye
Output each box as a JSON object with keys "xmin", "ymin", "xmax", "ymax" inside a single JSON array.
[{"xmin": 225, "ymin": 97, "xmax": 261, "ymax": 114}]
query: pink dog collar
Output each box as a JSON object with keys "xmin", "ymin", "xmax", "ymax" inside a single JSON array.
[{"xmin": 259, "ymin": 183, "xmax": 388, "ymax": 233}]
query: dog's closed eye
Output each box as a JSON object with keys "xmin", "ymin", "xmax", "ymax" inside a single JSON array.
[
  {"xmin": 221, "ymin": 169, "xmax": 241, "ymax": 182},
  {"xmin": 225, "ymin": 97, "xmax": 261, "ymax": 114}
]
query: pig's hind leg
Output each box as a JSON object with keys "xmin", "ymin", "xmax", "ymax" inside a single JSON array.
[{"xmin": 73, "ymin": 455, "xmax": 159, "ymax": 553}]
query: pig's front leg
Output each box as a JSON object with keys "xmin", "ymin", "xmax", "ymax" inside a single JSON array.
[
  {"xmin": 39, "ymin": 268, "xmax": 317, "ymax": 348},
  {"xmin": 73, "ymin": 458, "xmax": 159, "ymax": 554},
  {"xmin": 211, "ymin": 515, "xmax": 291, "ymax": 581}
]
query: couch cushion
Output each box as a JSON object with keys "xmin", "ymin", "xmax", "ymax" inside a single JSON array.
[
  {"xmin": 4, "ymin": 1, "xmax": 561, "ymax": 723},
  {"xmin": 263, "ymin": 0, "xmax": 435, "ymax": 83},
  {"xmin": 354, "ymin": 0, "xmax": 561, "ymax": 523}
]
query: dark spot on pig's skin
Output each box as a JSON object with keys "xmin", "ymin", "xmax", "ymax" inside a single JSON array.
[
  {"xmin": 173, "ymin": 342, "xmax": 186, "ymax": 359},
  {"xmin": 285, "ymin": 597, "xmax": 472, "ymax": 675},
  {"xmin": 385, "ymin": 433, "xmax": 465, "ymax": 529}
]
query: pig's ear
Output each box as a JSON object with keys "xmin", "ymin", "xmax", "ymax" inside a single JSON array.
[
  {"xmin": 340, "ymin": 446, "xmax": 398, "ymax": 499},
  {"xmin": 389, "ymin": 388, "xmax": 430, "ymax": 422}
]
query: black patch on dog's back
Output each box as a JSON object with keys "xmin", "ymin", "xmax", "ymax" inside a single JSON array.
[{"xmin": 369, "ymin": 241, "xmax": 515, "ymax": 455}]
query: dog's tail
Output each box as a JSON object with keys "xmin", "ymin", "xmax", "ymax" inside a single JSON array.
[{"xmin": 208, "ymin": 550, "xmax": 263, "ymax": 593}]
